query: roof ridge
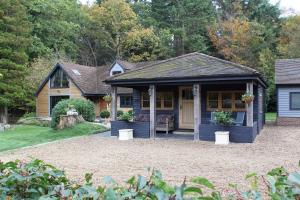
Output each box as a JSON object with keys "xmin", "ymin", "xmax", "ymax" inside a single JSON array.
[
  {"xmin": 106, "ymin": 52, "xmax": 200, "ymax": 80},
  {"xmin": 197, "ymin": 53, "xmax": 258, "ymax": 74}
]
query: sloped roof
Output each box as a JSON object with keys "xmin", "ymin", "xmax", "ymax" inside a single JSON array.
[
  {"xmin": 275, "ymin": 59, "xmax": 300, "ymax": 84},
  {"xmin": 106, "ymin": 52, "xmax": 260, "ymax": 82},
  {"xmin": 35, "ymin": 60, "xmax": 151, "ymax": 96}
]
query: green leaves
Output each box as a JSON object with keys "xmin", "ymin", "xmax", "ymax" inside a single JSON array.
[{"xmin": 1, "ymin": 159, "xmax": 300, "ymax": 200}]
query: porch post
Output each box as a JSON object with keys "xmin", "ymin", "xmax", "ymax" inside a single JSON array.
[
  {"xmin": 149, "ymin": 85, "xmax": 156, "ymax": 139},
  {"xmin": 111, "ymin": 86, "xmax": 117, "ymax": 121},
  {"xmin": 193, "ymin": 84, "xmax": 201, "ymax": 140},
  {"xmin": 246, "ymin": 82, "xmax": 254, "ymax": 127}
]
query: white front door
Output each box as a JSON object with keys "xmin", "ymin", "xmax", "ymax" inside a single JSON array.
[{"xmin": 179, "ymin": 86, "xmax": 194, "ymax": 129}]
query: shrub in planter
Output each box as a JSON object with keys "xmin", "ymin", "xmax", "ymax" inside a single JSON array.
[
  {"xmin": 100, "ymin": 110, "xmax": 110, "ymax": 118},
  {"xmin": 51, "ymin": 99, "xmax": 95, "ymax": 128},
  {"xmin": 117, "ymin": 110, "xmax": 124, "ymax": 117},
  {"xmin": 215, "ymin": 111, "xmax": 234, "ymax": 128},
  {"xmin": 118, "ymin": 111, "xmax": 134, "ymax": 122}
]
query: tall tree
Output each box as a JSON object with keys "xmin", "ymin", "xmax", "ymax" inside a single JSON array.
[
  {"xmin": 26, "ymin": 0, "xmax": 82, "ymax": 60},
  {"xmin": 278, "ymin": 15, "xmax": 300, "ymax": 58},
  {"xmin": 0, "ymin": 0, "xmax": 31, "ymax": 123},
  {"xmin": 121, "ymin": 28, "xmax": 161, "ymax": 62}
]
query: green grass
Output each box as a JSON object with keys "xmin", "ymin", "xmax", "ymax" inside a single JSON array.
[
  {"xmin": 0, "ymin": 122, "xmax": 107, "ymax": 152},
  {"xmin": 266, "ymin": 112, "xmax": 277, "ymax": 121}
]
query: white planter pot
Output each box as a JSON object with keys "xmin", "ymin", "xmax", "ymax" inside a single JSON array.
[
  {"xmin": 215, "ymin": 131, "xmax": 229, "ymax": 145},
  {"xmin": 119, "ymin": 129, "xmax": 133, "ymax": 140}
]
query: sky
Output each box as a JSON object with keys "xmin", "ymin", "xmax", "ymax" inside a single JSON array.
[{"xmin": 79, "ymin": 0, "xmax": 300, "ymax": 16}]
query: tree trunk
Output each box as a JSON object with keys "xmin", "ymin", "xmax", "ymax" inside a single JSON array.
[{"xmin": 0, "ymin": 106, "xmax": 8, "ymax": 124}]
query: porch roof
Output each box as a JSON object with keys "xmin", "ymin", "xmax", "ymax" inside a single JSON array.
[{"xmin": 105, "ymin": 52, "xmax": 266, "ymax": 87}]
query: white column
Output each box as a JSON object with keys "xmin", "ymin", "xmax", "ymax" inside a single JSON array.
[
  {"xmin": 149, "ymin": 85, "xmax": 156, "ymax": 139},
  {"xmin": 193, "ymin": 84, "xmax": 201, "ymax": 140},
  {"xmin": 111, "ymin": 86, "xmax": 117, "ymax": 121},
  {"xmin": 246, "ymin": 82, "xmax": 254, "ymax": 127}
]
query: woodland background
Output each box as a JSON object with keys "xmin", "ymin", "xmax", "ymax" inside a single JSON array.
[{"xmin": 1, "ymin": 0, "xmax": 300, "ymax": 120}]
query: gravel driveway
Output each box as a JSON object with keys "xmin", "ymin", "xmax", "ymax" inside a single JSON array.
[{"xmin": 1, "ymin": 125, "xmax": 299, "ymax": 192}]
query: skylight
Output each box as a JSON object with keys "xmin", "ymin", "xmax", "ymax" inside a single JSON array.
[{"xmin": 72, "ymin": 69, "xmax": 81, "ymax": 75}]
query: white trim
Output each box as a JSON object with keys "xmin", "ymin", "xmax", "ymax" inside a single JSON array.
[{"xmin": 110, "ymin": 63, "xmax": 124, "ymax": 76}]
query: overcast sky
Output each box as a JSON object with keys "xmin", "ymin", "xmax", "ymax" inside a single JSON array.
[{"xmin": 79, "ymin": 0, "xmax": 300, "ymax": 15}]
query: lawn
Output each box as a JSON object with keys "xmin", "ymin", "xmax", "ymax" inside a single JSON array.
[
  {"xmin": 0, "ymin": 122, "xmax": 107, "ymax": 152},
  {"xmin": 266, "ymin": 112, "xmax": 277, "ymax": 121}
]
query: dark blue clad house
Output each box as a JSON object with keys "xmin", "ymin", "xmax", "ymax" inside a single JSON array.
[{"xmin": 105, "ymin": 52, "xmax": 267, "ymax": 143}]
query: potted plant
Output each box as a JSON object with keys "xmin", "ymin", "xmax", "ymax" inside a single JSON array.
[
  {"xmin": 242, "ymin": 92, "xmax": 255, "ymax": 104},
  {"xmin": 117, "ymin": 111, "xmax": 134, "ymax": 140},
  {"xmin": 214, "ymin": 111, "xmax": 234, "ymax": 145},
  {"xmin": 103, "ymin": 94, "xmax": 112, "ymax": 102}
]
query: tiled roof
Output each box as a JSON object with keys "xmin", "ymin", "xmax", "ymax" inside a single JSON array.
[
  {"xmin": 36, "ymin": 60, "xmax": 151, "ymax": 96},
  {"xmin": 275, "ymin": 59, "xmax": 300, "ymax": 84},
  {"xmin": 106, "ymin": 52, "xmax": 259, "ymax": 82}
]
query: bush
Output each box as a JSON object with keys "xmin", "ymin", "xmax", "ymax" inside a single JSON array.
[
  {"xmin": 0, "ymin": 159, "xmax": 300, "ymax": 199},
  {"xmin": 51, "ymin": 99, "xmax": 95, "ymax": 128},
  {"xmin": 17, "ymin": 117, "xmax": 50, "ymax": 127},
  {"xmin": 21, "ymin": 112, "xmax": 36, "ymax": 118},
  {"xmin": 100, "ymin": 110, "xmax": 110, "ymax": 118},
  {"xmin": 128, "ymin": 109, "xmax": 133, "ymax": 116},
  {"xmin": 118, "ymin": 111, "xmax": 133, "ymax": 122},
  {"xmin": 215, "ymin": 111, "xmax": 234, "ymax": 127},
  {"xmin": 117, "ymin": 110, "xmax": 124, "ymax": 117}
]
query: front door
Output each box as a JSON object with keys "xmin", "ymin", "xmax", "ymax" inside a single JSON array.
[{"xmin": 179, "ymin": 86, "xmax": 194, "ymax": 129}]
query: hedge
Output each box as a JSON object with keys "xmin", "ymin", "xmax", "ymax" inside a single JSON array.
[
  {"xmin": 51, "ymin": 99, "xmax": 95, "ymax": 128},
  {"xmin": 0, "ymin": 159, "xmax": 299, "ymax": 199}
]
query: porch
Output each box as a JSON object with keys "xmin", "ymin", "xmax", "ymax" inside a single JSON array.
[{"xmin": 110, "ymin": 82, "xmax": 264, "ymax": 143}]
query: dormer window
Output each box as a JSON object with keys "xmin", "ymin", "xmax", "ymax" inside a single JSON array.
[
  {"xmin": 50, "ymin": 68, "xmax": 69, "ymax": 88},
  {"xmin": 112, "ymin": 71, "xmax": 122, "ymax": 75},
  {"xmin": 110, "ymin": 62, "xmax": 124, "ymax": 76}
]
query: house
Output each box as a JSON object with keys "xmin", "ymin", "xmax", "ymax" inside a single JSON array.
[
  {"xmin": 275, "ymin": 59, "xmax": 300, "ymax": 125},
  {"xmin": 105, "ymin": 52, "xmax": 267, "ymax": 143},
  {"xmin": 35, "ymin": 60, "xmax": 154, "ymax": 117}
]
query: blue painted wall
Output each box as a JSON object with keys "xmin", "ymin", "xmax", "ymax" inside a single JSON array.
[
  {"xmin": 132, "ymin": 82, "xmax": 265, "ymax": 133},
  {"xmin": 277, "ymin": 86, "xmax": 300, "ymax": 117}
]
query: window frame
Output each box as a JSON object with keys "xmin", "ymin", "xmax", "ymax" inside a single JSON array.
[
  {"xmin": 50, "ymin": 68, "xmax": 69, "ymax": 89},
  {"xmin": 141, "ymin": 92, "xmax": 174, "ymax": 110},
  {"xmin": 206, "ymin": 91, "xmax": 246, "ymax": 112},
  {"xmin": 120, "ymin": 95, "xmax": 133, "ymax": 108},
  {"xmin": 290, "ymin": 92, "xmax": 300, "ymax": 110}
]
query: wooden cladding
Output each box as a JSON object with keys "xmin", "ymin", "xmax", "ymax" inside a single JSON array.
[{"xmin": 207, "ymin": 91, "xmax": 246, "ymax": 112}]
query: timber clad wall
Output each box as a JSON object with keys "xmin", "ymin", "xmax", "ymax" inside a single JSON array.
[
  {"xmin": 36, "ymin": 80, "xmax": 49, "ymax": 117},
  {"xmin": 278, "ymin": 87, "xmax": 300, "ymax": 117}
]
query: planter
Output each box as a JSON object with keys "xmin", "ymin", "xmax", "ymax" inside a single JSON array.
[
  {"xmin": 215, "ymin": 131, "xmax": 229, "ymax": 145},
  {"xmin": 119, "ymin": 129, "xmax": 133, "ymax": 140}
]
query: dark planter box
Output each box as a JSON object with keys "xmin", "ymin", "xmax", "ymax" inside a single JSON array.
[
  {"xmin": 111, "ymin": 121, "xmax": 150, "ymax": 138},
  {"xmin": 199, "ymin": 122, "xmax": 258, "ymax": 143}
]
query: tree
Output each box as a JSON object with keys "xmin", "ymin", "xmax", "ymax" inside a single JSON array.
[
  {"xmin": 26, "ymin": 0, "xmax": 82, "ymax": 60},
  {"xmin": 0, "ymin": 0, "xmax": 31, "ymax": 123},
  {"xmin": 121, "ymin": 28, "xmax": 161, "ymax": 62},
  {"xmin": 278, "ymin": 15, "xmax": 300, "ymax": 58},
  {"xmin": 93, "ymin": 0, "xmax": 138, "ymax": 58},
  {"xmin": 208, "ymin": 18, "xmax": 265, "ymax": 68}
]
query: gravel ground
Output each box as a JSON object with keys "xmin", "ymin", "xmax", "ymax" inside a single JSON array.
[{"xmin": 0, "ymin": 125, "xmax": 299, "ymax": 193}]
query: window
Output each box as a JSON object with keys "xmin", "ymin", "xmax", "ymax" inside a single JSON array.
[
  {"xmin": 120, "ymin": 95, "xmax": 132, "ymax": 108},
  {"xmin": 207, "ymin": 91, "xmax": 245, "ymax": 111},
  {"xmin": 50, "ymin": 96, "xmax": 69, "ymax": 114},
  {"xmin": 141, "ymin": 92, "xmax": 150, "ymax": 108},
  {"xmin": 290, "ymin": 92, "xmax": 300, "ymax": 110},
  {"xmin": 50, "ymin": 68, "xmax": 69, "ymax": 88},
  {"xmin": 141, "ymin": 92, "xmax": 173, "ymax": 109},
  {"xmin": 112, "ymin": 71, "xmax": 122, "ymax": 75}
]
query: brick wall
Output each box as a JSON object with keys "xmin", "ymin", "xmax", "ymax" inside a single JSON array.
[{"xmin": 277, "ymin": 117, "xmax": 300, "ymax": 126}]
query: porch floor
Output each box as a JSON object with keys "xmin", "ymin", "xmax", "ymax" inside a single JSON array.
[{"xmin": 155, "ymin": 130, "xmax": 194, "ymax": 140}]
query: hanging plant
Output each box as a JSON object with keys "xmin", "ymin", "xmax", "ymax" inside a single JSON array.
[
  {"xmin": 103, "ymin": 94, "xmax": 112, "ymax": 102},
  {"xmin": 242, "ymin": 92, "xmax": 255, "ymax": 104}
]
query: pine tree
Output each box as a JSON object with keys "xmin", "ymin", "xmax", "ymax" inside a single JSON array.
[{"xmin": 0, "ymin": 0, "xmax": 31, "ymax": 123}]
